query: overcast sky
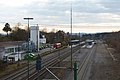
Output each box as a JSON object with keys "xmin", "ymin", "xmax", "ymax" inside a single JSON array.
[{"xmin": 0, "ymin": 0, "xmax": 120, "ymax": 33}]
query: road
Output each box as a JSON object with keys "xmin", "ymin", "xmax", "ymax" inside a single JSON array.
[{"xmin": 89, "ymin": 41, "xmax": 120, "ymax": 80}]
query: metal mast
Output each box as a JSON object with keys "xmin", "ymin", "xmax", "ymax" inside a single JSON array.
[{"xmin": 70, "ymin": 3, "xmax": 73, "ymax": 69}]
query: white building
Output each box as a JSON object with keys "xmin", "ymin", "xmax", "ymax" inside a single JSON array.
[
  {"xmin": 8, "ymin": 53, "xmax": 21, "ymax": 61},
  {"xmin": 39, "ymin": 35, "xmax": 46, "ymax": 49},
  {"xmin": 39, "ymin": 35, "xmax": 46, "ymax": 43},
  {"xmin": 30, "ymin": 26, "xmax": 39, "ymax": 51},
  {"xmin": 30, "ymin": 26, "xmax": 46, "ymax": 51},
  {"xmin": 0, "ymin": 41, "xmax": 27, "ymax": 61}
]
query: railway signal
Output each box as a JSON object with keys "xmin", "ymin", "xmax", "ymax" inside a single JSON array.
[
  {"xmin": 74, "ymin": 62, "xmax": 78, "ymax": 80},
  {"xmin": 36, "ymin": 54, "xmax": 41, "ymax": 80},
  {"xmin": 36, "ymin": 54, "xmax": 42, "ymax": 70}
]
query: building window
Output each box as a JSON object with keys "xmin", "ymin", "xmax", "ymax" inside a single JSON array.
[
  {"xmin": 15, "ymin": 47, "xmax": 18, "ymax": 52},
  {"xmin": 5, "ymin": 48, "xmax": 14, "ymax": 53}
]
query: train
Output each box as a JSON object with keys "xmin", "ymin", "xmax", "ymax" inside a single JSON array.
[
  {"xmin": 85, "ymin": 39, "xmax": 94, "ymax": 48},
  {"xmin": 53, "ymin": 43, "xmax": 61, "ymax": 49},
  {"xmin": 68, "ymin": 39, "xmax": 95, "ymax": 48},
  {"xmin": 69, "ymin": 40, "xmax": 80, "ymax": 48}
]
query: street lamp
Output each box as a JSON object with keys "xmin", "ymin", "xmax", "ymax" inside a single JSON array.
[
  {"xmin": 23, "ymin": 17, "xmax": 33, "ymax": 80},
  {"xmin": 23, "ymin": 18, "xmax": 33, "ymax": 42}
]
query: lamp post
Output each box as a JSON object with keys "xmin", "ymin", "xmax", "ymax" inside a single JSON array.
[
  {"xmin": 23, "ymin": 17, "xmax": 33, "ymax": 80},
  {"xmin": 23, "ymin": 18, "xmax": 33, "ymax": 43}
]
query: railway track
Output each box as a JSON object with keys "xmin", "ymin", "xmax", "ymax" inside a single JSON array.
[
  {"xmin": 77, "ymin": 44, "xmax": 98, "ymax": 80},
  {"xmin": 1, "ymin": 48, "xmax": 65, "ymax": 80},
  {"xmin": 25, "ymin": 45, "xmax": 80, "ymax": 80},
  {"xmin": 1, "ymin": 45, "xmax": 80, "ymax": 80},
  {"xmin": 2, "ymin": 64, "xmax": 35, "ymax": 80}
]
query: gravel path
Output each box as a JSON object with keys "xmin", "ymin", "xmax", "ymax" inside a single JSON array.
[{"xmin": 89, "ymin": 42, "xmax": 120, "ymax": 80}]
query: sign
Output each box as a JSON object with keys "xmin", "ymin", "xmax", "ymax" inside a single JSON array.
[{"xmin": 24, "ymin": 53, "xmax": 35, "ymax": 60}]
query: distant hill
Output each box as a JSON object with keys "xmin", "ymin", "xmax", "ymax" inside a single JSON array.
[{"xmin": 71, "ymin": 33, "xmax": 87, "ymax": 36}]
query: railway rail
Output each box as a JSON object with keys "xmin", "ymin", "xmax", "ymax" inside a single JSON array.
[
  {"xmin": 78, "ymin": 44, "xmax": 98, "ymax": 80},
  {"xmin": 1, "ymin": 45, "xmax": 80, "ymax": 80},
  {"xmin": 25, "ymin": 45, "xmax": 80, "ymax": 80}
]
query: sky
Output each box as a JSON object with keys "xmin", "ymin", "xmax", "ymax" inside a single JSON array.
[{"xmin": 0, "ymin": 0, "xmax": 120, "ymax": 33}]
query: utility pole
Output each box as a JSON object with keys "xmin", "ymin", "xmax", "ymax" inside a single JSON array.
[
  {"xmin": 58, "ymin": 48, "xmax": 60, "ymax": 66},
  {"xmin": 36, "ymin": 24, "xmax": 39, "ymax": 52},
  {"xmin": 17, "ymin": 44, "xmax": 20, "ymax": 66},
  {"xmin": 70, "ymin": 3, "xmax": 73, "ymax": 69},
  {"xmin": 23, "ymin": 17, "xmax": 33, "ymax": 80},
  {"xmin": 79, "ymin": 32, "xmax": 81, "ymax": 53},
  {"xmin": 57, "ymin": 32, "xmax": 60, "ymax": 67}
]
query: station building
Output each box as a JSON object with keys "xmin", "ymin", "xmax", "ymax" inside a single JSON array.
[{"xmin": 0, "ymin": 41, "xmax": 35, "ymax": 62}]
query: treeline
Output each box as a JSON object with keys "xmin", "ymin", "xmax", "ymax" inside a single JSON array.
[
  {"xmin": 0, "ymin": 23, "xmax": 28, "ymax": 42},
  {"xmin": 41, "ymin": 30, "xmax": 70, "ymax": 46},
  {"xmin": 104, "ymin": 31, "xmax": 120, "ymax": 52},
  {"xmin": 0, "ymin": 23, "xmax": 77, "ymax": 46}
]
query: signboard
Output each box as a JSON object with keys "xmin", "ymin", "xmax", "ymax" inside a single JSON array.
[{"xmin": 24, "ymin": 53, "xmax": 35, "ymax": 60}]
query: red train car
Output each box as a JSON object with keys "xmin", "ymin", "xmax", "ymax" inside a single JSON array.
[{"xmin": 53, "ymin": 43, "xmax": 61, "ymax": 49}]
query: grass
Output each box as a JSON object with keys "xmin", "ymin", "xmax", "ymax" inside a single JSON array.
[{"xmin": 0, "ymin": 62, "xmax": 27, "ymax": 78}]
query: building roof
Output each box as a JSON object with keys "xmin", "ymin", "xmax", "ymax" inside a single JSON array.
[
  {"xmin": 0, "ymin": 41, "xmax": 26, "ymax": 47},
  {"xmin": 69, "ymin": 40, "xmax": 79, "ymax": 43}
]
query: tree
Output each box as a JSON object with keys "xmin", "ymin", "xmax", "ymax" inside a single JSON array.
[
  {"xmin": 41, "ymin": 28, "xmax": 47, "ymax": 33},
  {"xmin": 56, "ymin": 30, "xmax": 69, "ymax": 46},
  {"xmin": 3, "ymin": 23, "xmax": 12, "ymax": 37},
  {"xmin": 10, "ymin": 27, "xmax": 28, "ymax": 41}
]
